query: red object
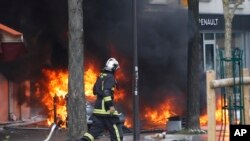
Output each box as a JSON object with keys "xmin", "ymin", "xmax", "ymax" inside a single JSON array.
[
  {"xmin": 0, "ymin": 42, "xmax": 27, "ymax": 62},
  {"xmin": 0, "ymin": 24, "xmax": 22, "ymax": 36}
]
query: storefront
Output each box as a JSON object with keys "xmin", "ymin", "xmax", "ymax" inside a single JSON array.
[{"xmin": 199, "ymin": 14, "xmax": 250, "ymax": 73}]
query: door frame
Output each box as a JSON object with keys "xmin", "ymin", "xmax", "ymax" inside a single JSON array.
[{"xmin": 202, "ymin": 33, "xmax": 216, "ymax": 71}]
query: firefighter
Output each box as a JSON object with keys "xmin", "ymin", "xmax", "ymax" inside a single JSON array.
[{"xmin": 78, "ymin": 58, "xmax": 123, "ymax": 141}]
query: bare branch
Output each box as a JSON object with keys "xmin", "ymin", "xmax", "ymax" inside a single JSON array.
[
  {"xmin": 223, "ymin": 0, "xmax": 244, "ymax": 21},
  {"xmin": 231, "ymin": 0, "xmax": 244, "ymax": 15},
  {"xmin": 222, "ymin": 0, "xmax": 234, "ymax": 22}
]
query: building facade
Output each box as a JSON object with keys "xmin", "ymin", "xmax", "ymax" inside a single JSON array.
[
  {"xmin": 199, "ymin": 0, "xmax": 250, "ymax": 74},
  {"xmin": 150, "ymin": 0, "xmax": 250, "ymax": 73},
  {"xmin": 0, "ymin": 24, "xmax": 30, "ymax": 123}
]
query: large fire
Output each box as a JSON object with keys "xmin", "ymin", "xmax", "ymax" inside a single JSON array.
[
  {"xmin": 34, "ymin": 60, "xmax": 227, "ymax": 129},
  {"xmin": 35, "ymin": 62, "xmax": 127, "ymax": 127},
  {"xmin": 143, "ymin": 98, "xmax": 178, "ymax": 129},
  {"xmin": 200, "ymin": 97, "xmax": 229, "ymax": 126}
]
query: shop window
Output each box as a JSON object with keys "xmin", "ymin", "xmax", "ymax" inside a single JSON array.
[
  {"xmin": 205, "ymin": 44, "xmax": 215, "ymax": 70},
  {"xmin": 215, "ymin": 32, "xmax": 246, "ymax": 68},
  {"xmin": 215, "ymin": 33, "xmax": 224, "ymax": 48},
  {"xmin": 215, "ymin": 33, "xmax": 244, "ymax": 49},
  {"xmin": 204, "ymin": 33, "xmax": 214, "ymax": 40},
  {"xmin": 202, "ymin": 32, "xmax": 246, "ymax": 72},
  {"xmin": 232, "ymin": 33, "xmax": 244, "ymax": 49}
]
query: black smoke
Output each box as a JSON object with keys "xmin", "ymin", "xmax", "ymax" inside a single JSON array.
[
  {"xmin": 0, "ymin": 0, "xmax": 68, "ymax": 81},
  {"xmin": 0, "ymin": 0, "xmax": 190, "ymax": 125}
]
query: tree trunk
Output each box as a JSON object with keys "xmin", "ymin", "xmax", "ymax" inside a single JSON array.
[
  {"xmin": 67, "ymin": 0, "xmax": 87, "ymax": 141},
  {"xmin": 223, "ymin": 0, "xmax": 233, "ymax": 78},
  {"xmin": 222, "ymin": 0, "xmax": 243, "ymax": 124},
  {"xmin": 187, "ymin": 0, "xmax": 201, "ymax": 130},
  {"xmin": 222, "ymin": 0, "xmax": 244, "ymax": 58}
]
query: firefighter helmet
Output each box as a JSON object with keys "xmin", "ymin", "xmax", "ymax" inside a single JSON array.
[{"xmin": 104, "ymin": 58, "xmax": 120, "ymax": 71}]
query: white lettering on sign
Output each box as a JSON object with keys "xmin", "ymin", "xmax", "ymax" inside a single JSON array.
[
  {"xmin": 234, "ymin": 129, "xmax": 247, "ymax": 136},
  {"xmin": 199, "ymin": 18, "xmax": 219, "ymax": 26}
]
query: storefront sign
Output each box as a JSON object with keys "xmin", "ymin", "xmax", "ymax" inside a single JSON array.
[
  {"xmin": 199, "ymin": 18, "xmax": 219, "ymax": 26},
  {"xmin": 199, "ymin": 14, "xmax": 250, "ymax": 31}
]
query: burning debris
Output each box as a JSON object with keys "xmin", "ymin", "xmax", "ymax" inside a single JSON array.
[
  {"xmin": 34, "ymin": 60, "xmax": 128, "ymax": 128},
  {"xmin": 199, "ymin": 96, "xmax": 229, "ymax": 126},
  {"xmin": 32, "ymin": 53, "xmax": 190, "ymax": 130},
  {"xmin": 34, "ymin": 66, "xmax": 189, "ymax": 129}
]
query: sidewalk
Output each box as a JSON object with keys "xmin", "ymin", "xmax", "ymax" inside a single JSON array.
[
  {"xmin": 0, "ymin": 122, "xmax": 229, "ymax": 141},
  {"xmin": 0, "ymin": 128, "xmax": 207, "ymax": 141}
]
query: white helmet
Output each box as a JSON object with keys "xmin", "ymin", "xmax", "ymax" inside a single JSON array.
[{"xmin": 104, "ymin": 58, "xmax": 120, "ymax": 71}]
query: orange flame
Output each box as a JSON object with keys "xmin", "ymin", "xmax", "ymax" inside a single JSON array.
[
  {"xmin": 84, "ymin": 64, "xmax": 98, "ymax": 102},
  {"xmin": 37, "ymin": 64, "xmax": 229, "ymax": 129},
  {"xmin": 142, "ymin": 98, "xmax": 179, "ymax": 129},
  {"xmin": 124, "ymin": 118, "xmax": 132, "ymax": 128},
  {"xmin": 38, "ymin": 69, "xmax": 68, "ymax": 126},
  {"xmin": 199, "ymin": 97, "xmax": 229, "ymax": 126},
  {"xmin": 36, "ymin": 62, "xmax": 126, "ymax": 127}
]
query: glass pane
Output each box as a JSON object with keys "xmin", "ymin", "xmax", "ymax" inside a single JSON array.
[
  {"xmin": 205, "ymin": 44, "xmax": 214, "ymax": 70},
  {"xmin": 232, "ymin": 33, "xmax": 243, "ymax": 49},
  {"xmin": 204, "ymin": 33, "xmax": 214, "ymax": 40},
  {"xmin": 216, "ymin": 33, "xmax": 224, "ymax": 49}
]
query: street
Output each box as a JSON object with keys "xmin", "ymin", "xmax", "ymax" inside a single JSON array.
[{"xmin": 0, "ymin": 126, "xmax": 228, "ymax": 141}]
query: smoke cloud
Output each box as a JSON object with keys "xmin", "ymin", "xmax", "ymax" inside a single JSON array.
[{"xmin": 0, "ymin": 0, "xmax": 190, "ymax": 121}]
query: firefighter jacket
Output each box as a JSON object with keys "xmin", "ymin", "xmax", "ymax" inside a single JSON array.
[{"xmin": 92, "ymin": 70, "xmax": 120, "ymax": 116}]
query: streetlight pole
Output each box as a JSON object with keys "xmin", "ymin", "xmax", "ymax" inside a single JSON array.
[{"xmin": 132, "ymin": 0, "xmax": 140, "ymax": 140}]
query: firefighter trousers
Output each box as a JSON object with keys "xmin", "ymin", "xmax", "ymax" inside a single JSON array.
[{"xmin": 80, "ymin": 115, "xmax": 123, "ymax": 141}]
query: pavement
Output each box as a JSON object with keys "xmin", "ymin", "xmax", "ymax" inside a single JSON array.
[{"xmin": 0, "ymin": 121, "xmax": 229, "ymax": 141}]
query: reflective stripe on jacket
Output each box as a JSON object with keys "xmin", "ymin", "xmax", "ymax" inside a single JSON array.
[{"xmin": 92, "ymin": 71, "xmax": 119, "ymax": 116}]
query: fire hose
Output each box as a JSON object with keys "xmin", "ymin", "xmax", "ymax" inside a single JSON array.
[{"xmin": 43, "ymin": 120, "xmax": 63, "ymax": 141}]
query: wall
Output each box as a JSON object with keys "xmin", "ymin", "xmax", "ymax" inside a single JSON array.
[
  {"xmin": 199, "ymin": 0, "xmax": 250, "ymax": 14},
  {"xmin": 0, "ymin": 74, "xmax": 9, "ymax": 122},
  {"xmin": 9, "ymin": 81, "xmax": 31, "ymax": 121},
  {"xmin": 0, "ymin": 32, "xmax": 22, "ymax": 42},
  {"xmin": 0, "ymin": 43, "xmax": 27, "ymax": 62}
]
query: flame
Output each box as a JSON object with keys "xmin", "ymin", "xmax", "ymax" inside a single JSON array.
[
  {"xmin": 37, "ymin": 63, "xmax": 229, "ymax": 129},
  {"xmin": 142, "ymin": 98, "xmax": 178, "ymax": 129},
  {"xmin": 34, "ymin": 43, "xmax": 234, "ymax": 130},
  {"xmin": 122, "ymin": 100, "xmax": 179, "ymax": 129},
  {"xmin": 84, "ymin": 64, "xmax": 98, "ymax": 102},
  {"xmin": 38, "ymin": 69, "xmax": 68, "ymax": 126},
  {"xmin": 35, "ymin": 66, "xmax": 98, "ymax": 126},
  {"xmin": 124, "ymin": 118, "xmax": 132, "ymax": 128},
  {"xmin": 199, "ymin": 97, "xmax": 229, "ymax": 126},
  {"xmin": 35, "ymin": 62, "xmax": 126, "ymax": 127}
]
